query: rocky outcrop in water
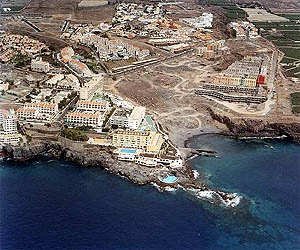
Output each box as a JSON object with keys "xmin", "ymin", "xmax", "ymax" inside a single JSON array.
[{"xmin": 208, "ymin": 109, "xmax": 300, "ymax": 142}]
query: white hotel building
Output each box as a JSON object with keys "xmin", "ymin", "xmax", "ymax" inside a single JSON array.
[
  {"xmin": 24, "ymin": 103, "xmax": 58, "ymax": 114},
  {"xmin": 65, "ymin": 112, "xmax": 104, "ymax": 128},
  {"xmin": 31, "ymin": 57, "xmax": 50, "ymax": 73},
  {"xmin": 76, "ymin": 100, "xmax": 109, "ymax": 112},
  {"xmin": 110, "ymin": 106, "xmax": 145, "ymax": 129},
  {"xmin": 0, "ymin": 110, "xmax": 21, "ymax": 145},
  {"xmin": 16, "ymin": 108, "xmax": 39, "ymax": 120},
  {"xmin": 16, "ymin": 103, "xmax": 58, "ymax": 121}
]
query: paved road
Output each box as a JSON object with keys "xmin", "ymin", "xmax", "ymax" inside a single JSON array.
[{"xmin": 54, "ymin": 96, "xmax": 78, "ymax": 122}]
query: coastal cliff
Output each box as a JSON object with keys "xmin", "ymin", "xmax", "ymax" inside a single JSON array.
[
  {"xmin": 2, "ymin": 141, "xmax": 194, "ymax": 187},
  {"xmin": 2, "ymin": 140, "xmax": 241, "ymax": 208},
  {"xmin": 208, "ymin": 109, "xmax": 300, "ymax": 142}
]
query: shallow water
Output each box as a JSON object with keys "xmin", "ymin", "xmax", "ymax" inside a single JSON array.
[{"xmin": 0, "ymin": 135, "xmax": 299, "ymax": 249}]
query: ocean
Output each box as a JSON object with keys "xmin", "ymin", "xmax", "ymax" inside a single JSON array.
[{"xmin": 0, "ymin": 135, "xmax": 299, "ymax": 250}]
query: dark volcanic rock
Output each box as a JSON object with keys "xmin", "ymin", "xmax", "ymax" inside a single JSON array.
[
  {"xmin": 208, "ymin": 109, "xmax": 300, "ymax": 142},
  {"xmin": 3, "ymin": 143, "xmax": 48, "ymax": 161},
  {"xmin": 1, "ymin": 139, "xmax": 242, "ymax": 207}
]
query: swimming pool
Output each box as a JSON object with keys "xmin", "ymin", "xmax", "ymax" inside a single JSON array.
[
  {"xmin": 95, "ymin": 99, "xmax": 108, "ymax": 103},
  {"xmin": 120, "ymin": 149, "xmax": 137, "ymax": 154},
  {"xmin": 161, "ymin": 176, "xmax": 178, "ymax": 183}
]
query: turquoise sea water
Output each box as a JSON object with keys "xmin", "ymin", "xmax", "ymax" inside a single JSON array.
[{"xmin": 0, "ymin": 135, "xmax": 299, "ymax": 249}]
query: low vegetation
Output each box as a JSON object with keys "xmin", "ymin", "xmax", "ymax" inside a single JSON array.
[
  {"xmin": 255, "ymin": 21, "xmax": 300, "ymax": 77},
  {"xmin": 207, "ymin": 0, "xmax": 247, "ymax": 19},
  {"xmin": 61, "ymin": 128, "xmax": 89, "ymax": 141},
  {"xmin": 11, "ymin": 54, "xmax": 31, "ymax": 67},
  {"xmin": 58, "ymin": 92, "xmax": 77, "ymax": 109},
  {"xmin": 85, "ymin": 61, "xmax": 99, "ymax": 74}
]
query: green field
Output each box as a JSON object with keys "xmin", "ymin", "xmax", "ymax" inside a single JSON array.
[
  {"xmin": 280, "ymin": 48, "xmax": 300, "ymax": 60},
  {"xmin": 292, "ymin": 106, "xmax": 300, "ymax": 114},
  {"xmin": 254, "ymin": 21, "xmax": 300, "ymax": 77},
  {"xmin": 207, "ymin": 0, "xmax": 235, "ymax": 7},
  {"xmin": 278, "ymin": 14, "xmax": 300, "ymax": 21},
  {"xmin": 224, "ymin": 7, "xmax": 247, "ymax": 19},
  {"xmin": 207, "ymin": 0, "xmax": 247, "ymax": 19},
  {"xmin": 280, "ymin": 57, "xmax": 299, "ymax": 64}
]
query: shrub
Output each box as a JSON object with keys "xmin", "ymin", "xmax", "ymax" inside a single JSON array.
[{"xmin": 61, "ymin": 128, "xmax": 88, "ymax": 142}]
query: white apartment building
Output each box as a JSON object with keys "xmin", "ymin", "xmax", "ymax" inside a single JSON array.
[
  {"xmin": 128, "ymin": 106, "xmax": 146, "ymax": 129},
  {"xmin": 16, "ymin": 108, "xmax": 39, "ymax": 120},
  {"xmin": 181, "ymin": 13, "xmax": 213, "ymax": 29},
  {"xmin": 24, "ymin": 103, "xmax": 58, "ymax": 114},
  {"xmin": 46, "ymin": 74, "xmax": 65, "ymax": 87},
  {"xmin": 0, "ymin": 132, "xmax": 22, "ymax": 144},
  {"xmin": 0, "ymin": 109, "xmax": 18, "ymax": 133},
  {"xmin": 31, "ymin": 57, "xmax": 50, "ymax": 73},
  {"xmin": 110, "ymin": 109, "xmax": 130, "ymax": 128},
  {"xmin": 76, "ymin": 100, "xmax": 109, "ymax": 111},
  {"xmin": 57, "ymin": 81, "xmax": 80, "ymax": 90},
  {"xmin": 0, "ymin": 109, "xmax": 21, "ymax": 145},
  {"xmin": 65, "ymin": 112, "xmax": 104, "ymax": 127}
]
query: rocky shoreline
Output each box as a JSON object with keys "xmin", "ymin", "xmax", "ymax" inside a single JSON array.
[
  {"xmin": 1, "ymin": 140, "xmax": 241, "ymax": 208},
  {"xmin": 208, "ymin": 109, "xmax": 300, "ymax": 142},
  {"xmin": 2, "ymin": 108, "xmax": 299, "ymax": 209}
]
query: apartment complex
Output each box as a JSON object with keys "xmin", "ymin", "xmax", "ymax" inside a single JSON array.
[
  {"xmin": 60, "ymin": 47, "xmax": 92, "ymax": 77},
  {"xmin": 24, "ymin": 103, "xmax": 58, "ymax": 114},
  {"xmin": 163, "ymin": 43, "xmax": 190, "ymax": 53},
  {"xmin": 110, "ymin": 109, "xmax": 131, "ymax": 128},
  {"xmin": 31, "ymin": 57, "xmax": 50, "ymax": 73},
  {"xmin": 148, "ymin": 38, "xmax": 180, "ymax": 46},
  {"xmin": 230, "ymin": 21, "xmax": 260, "ymax": 40},
  {"xmin": 0, "ymin": 109, "xmax": 21, "ymax": 144},
  {"xmin": 212, "ymin": 55, "xmax": 269, "ymax": 88},
  {"xmin": 16, "ymin": 102, "xmax": 58, "ymax": 121},
  {"xmin": 213, "ymin": 75, "xmax": 257, "ymax": 87},
  {"xmin": 112, "ymin": 129, "xmax": 164, "ymax": 154},
  {"xmin": 65, "ymin": 112, "xmax": 104, "ymax": 127},
  {"xmin": 76, "ymin": 100, "xmax": 109, "ymax": 111},
  {"xmin": 16, "ymin": 108, "xmax": 39, "ymax": 120},
  {"xmin": 46, "ymin": 74, "xmax": 80, "ymax": 90},
  {"xmin": 181, "ymin": 13, "xmax": 213, "ymax": 29},
  {"xmin": 81, "ymin": 35, "xmax": 150, "ymax": 61},
  {"xmin": 197, "ymin": 40, "xmax": 230, "ymax": 60},
  {"xmin": 195, "ymin": 89, "xmax": 267, "ymax": 104},
  {"xmin": 69, "ymin": 59, "xmax": 91, "ymax": 77}
]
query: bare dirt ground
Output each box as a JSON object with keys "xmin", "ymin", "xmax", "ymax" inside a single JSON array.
[
  {"xmin": 103, "ymin": 54, "xmax": 230, "ymax": 146},
  {"xmin": 104, "ymin": 39, "xmax": 300, "ymax": 147}
]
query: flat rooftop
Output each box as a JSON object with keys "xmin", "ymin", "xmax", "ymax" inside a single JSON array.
[{"xmin": 129, "ymin": 106, "xmax": 146, "ymax": 121}]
